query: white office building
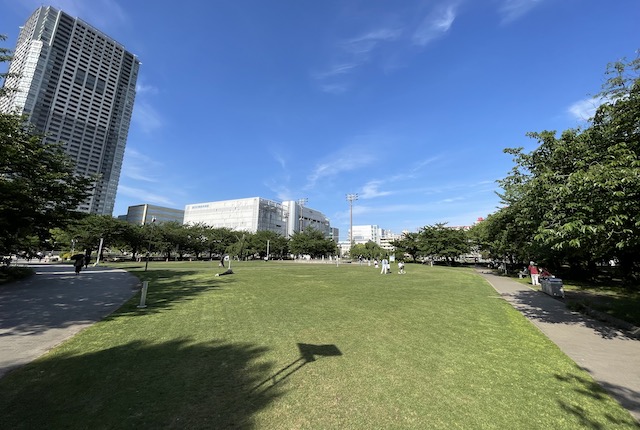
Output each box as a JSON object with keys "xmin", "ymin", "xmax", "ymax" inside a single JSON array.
[
  {"xmin": 125, "ymin": 204, "xmax": 184, "ymax": 225},
  {"xmin": 183, "ymin": 197, "xmax": 334, "ymax": 238},
  {"xmin": 0, "ymin": 6, "xmax": 139, "ymax": 215}
]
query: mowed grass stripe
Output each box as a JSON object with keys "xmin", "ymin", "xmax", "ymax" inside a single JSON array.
[{"xmin": 0, "ymin": 262, "xmax": 636, "ymax": 429}]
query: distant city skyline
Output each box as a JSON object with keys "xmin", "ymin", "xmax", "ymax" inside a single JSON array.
[{"xmin": 1, "ymin": 1, "xmax": 637, "ymax": 239}]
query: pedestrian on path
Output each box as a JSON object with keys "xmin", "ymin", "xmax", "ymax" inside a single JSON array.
[
  {"xmin": 381, "ymin": 258, "xmax": 389, "ymax": 274},
  {"xmin": 73, "ymin": 257, "xmax": 84, "ymax": 275},
  {"xmin": 528, "ymin": 261, "xmax": 540, "ymax": 286}
]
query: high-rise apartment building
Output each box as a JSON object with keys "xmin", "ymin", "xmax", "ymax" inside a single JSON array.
[{"xmin": 0, "ymin": 6, "xmax": 139, "ymax": 214}]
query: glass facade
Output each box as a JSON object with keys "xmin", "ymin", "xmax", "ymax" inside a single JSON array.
[
  {"xmin": 184, "ymin": 197, "xmax": 334, "ymax": 238},
  {"xmin": 126, "ymin": 204, "xmax": 184, "ymax": 225}
]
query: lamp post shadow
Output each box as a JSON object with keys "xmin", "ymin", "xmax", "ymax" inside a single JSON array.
[{"xmin": 250, "ymin": 343, "xmax": 342, "ymax": 395}]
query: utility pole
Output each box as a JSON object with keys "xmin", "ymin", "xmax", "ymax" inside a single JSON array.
[{"xmin": 346, "ymin": 194, "xmax": 358, "ymax": 254}]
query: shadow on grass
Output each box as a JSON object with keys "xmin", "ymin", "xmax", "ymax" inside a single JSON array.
[
  {"xmin": 502, "ymin": 289, "xmax": 636, "ymax": 340},
  {"xmin": 555, "ymin": 371, "xmax": 640, "ymax": 428},
  {"xmin": 564, "ymin": 289, "xmax": 640, "ymax": 329},
  {"xmin": 111, "ymin": 269, "xmax": 230, "ymax": 318},
  {"xmin": 0, "ymin": 338, "xmax": 281, "ymax": 429},
  {"xmin": 250, "ymin": 343, "xmax": 342, "ymax": 395}
]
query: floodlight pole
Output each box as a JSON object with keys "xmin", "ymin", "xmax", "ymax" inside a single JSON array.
[{"xmin": 346, "ymin": 193, "xmax": 358, "ymax": 255}]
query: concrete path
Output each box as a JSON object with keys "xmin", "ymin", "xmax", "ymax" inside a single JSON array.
[
  {"xmin": 476, "ymin": 270, "xmax": 640, "ymax": 422},
  {"xmin": 0, "ymin": 263, "xmax": 139, "ymax": 379}
]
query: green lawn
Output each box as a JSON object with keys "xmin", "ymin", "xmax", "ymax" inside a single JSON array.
[{"xmin": 0, "ymin": 262, "xmax": 637, "ymax": 429}]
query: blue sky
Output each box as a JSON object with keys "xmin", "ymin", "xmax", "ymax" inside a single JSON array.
[{"xmin": 1, "ymin": 1, "xmax": 638, "ymax": 239}]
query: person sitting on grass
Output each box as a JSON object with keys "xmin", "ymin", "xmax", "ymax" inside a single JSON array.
[{"xmin": 215, "ymin": 269, "xmax": 234, "ymax": 277}]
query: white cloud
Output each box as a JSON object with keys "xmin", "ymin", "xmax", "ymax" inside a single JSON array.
[
  {"xmin": 567, "ymin": 97, "xmax": 604, "ymax": 121},
  {"xmin": 498, "ymin": 0, "xmax": 545, "ymax": 24},
  {"xmin": 412, "ymin": 5, "xmax": 457, "ymax": 46},
  {"xmin": 360, "ymin": 180, "xmax": 392, "ymax": 199},
  {"xmin": 315, "ymin": 63, "xmax": 359, "ymax": 79},
  {"xmin": 136, "ymin": 82, "xmax": 159, "ymax": 95},
  {"xmin": 264, "ymin": 179, "xmax": 293, "ymax": 201},
  {"xmin": 314, "ymin": 26, "xmax": 402, "ymax": 93},
  {"xmin": 306, "ymin": 145, "xmax": 377, "ymax": 188},
  {"xmin": 272, "ymin": 152, "xmax": 287, "ymax": 170},
  {"xmin": 18, "ymin": 0, "xmax": 129, "ymax": 30},
  {"xmin": 390, "ymin": 155, "xmax": 442, "ymax": 181},
  {"xmin": 342, "ymin": 28, "xmax": 402, "ymax": 55},
  {"xmin": 438, "ymin": 197, "xmax": 465, "ymax": 204},
  {"xmin": 117, "ymin": 185, "xmax": 174, "ymax": 207},
  {"xmin": 122, "ymin": 148, "xmax": 162, "ymax": 182},
  {"xmin": 131, "ymin": 101, "xmax": 162, "ymax": 133}
]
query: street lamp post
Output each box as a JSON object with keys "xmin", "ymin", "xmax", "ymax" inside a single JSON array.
[
  {"xmin": 144, "ymin": 216, "xmax": 157, "ymax": 271},
  {"xmin": 346, "ymin": 193, "xmax": 358, "ymax": 254}
]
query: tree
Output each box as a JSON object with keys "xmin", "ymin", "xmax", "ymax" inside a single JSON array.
[
  {"xmin": 494, "ymin": 55, "xmax": 640, "ymax": 281},
  {"xmin": 349, "ymin": 241, "xmax": 384, "ymax": 260},
  {"xmin": 289, "ymin": 228, "xmax": 337, "ymax": 258},
  {"xmin": 154, "ymin": 221, "xmax": 188, "ymax": 261},
  {"xmin": 0, "ymin": 115, "xmax": 94, "ymax": 255},
  {"xmin": 247, "ymin": 230, "xmax": 288, "ymax": 259},
  {"xmin": 57, "ymin": 215, "xmax": 131, "ymax": 259},
  {"xmin": 1, "ymin": 35, "xmax": 15, "ymax": 99},
  {"xmin": 204, "ymin": 227, "xmax": 238, "ymax": 259},
  {"xmin": 183, "ymin": 223, "xmax": 209, "ymax": 259},
  {"xmin": 390, "ymin": 232, "xmax": 420, "ymax": 261},
  {"xmin": 418, "ymin": 223, "xmax": 470, "ymax": 264},
  {"xmin": 226, "ymin": 231, "xmax": 250, "ymax": 260}
]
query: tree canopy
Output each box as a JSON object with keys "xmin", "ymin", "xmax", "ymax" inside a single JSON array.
[
  {"xmin": 473, "ymin": 55, "xmax": 640, "ymax": 281},
  {"xmin": 289, "ymin": 228, "xmax": 337, "ymax": 258},
  {"xmin": 0, "ymin": 115, "xmax": 93, "ymax": 254}
]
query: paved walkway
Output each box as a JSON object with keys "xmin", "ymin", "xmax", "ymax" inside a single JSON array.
[
  {"xmin": 0, "ymin": 263, "xmax": 139, "ymax": 379},
  {"xmin": 476, "ymin": 270, "xmax": 640, "ymax": 422}
]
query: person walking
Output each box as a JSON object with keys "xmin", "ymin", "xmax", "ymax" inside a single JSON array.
[
  {"xmin": 528, "ymin": 261, "xmax": 540, "ymax": 286},
  {"xmin": 381, "ymin": 258, "xmax": 389, "ymax": 274},
  {"xmin": 398, "ymin": 261, "xmax": 405, "ymax": 274},
  {"xmin": 73, "ymin": 256, "xmax": 84, "ymax": 275}
]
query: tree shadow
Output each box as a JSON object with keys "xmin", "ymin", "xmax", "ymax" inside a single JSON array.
[
  {"xmin": 501, "ymin": 289, "xmax": 636, "ymax": 340},
  {"xmin": 555, "ymin": 371, "xmax": 640, "ymax": 428},
  {"xmin": 0, "ymin": 265, "xmax": 142, "ymax": 336},
  {"xmin": 0, "ymin": 265, "xmax": 228, "ymax": 337},
  {"xmin": 112, "ymin": 269, "xmax": 230, "ymax": 318},
  {"xmin": 250, "ymin": 343, "xmax": 342, "ymax": 395},
  {"xmin": 563, "ymin": 289, "xmax": 640, "ymax": 330},
  {"xmin": 0, "ymin": 338, "xmax": 282, "ymax": 429}
]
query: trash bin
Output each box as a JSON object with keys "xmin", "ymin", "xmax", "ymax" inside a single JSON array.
[{"xmin": 540, "ymin": 277, "xmax": 564, "ymax": 298}]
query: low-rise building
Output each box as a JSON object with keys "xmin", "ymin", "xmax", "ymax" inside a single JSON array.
[
  {"xmin": 125, "ymin": 204, "xmax": 184, "ymax": 225},
  {"xmin": 183, "ymin": 197, "xmax": 335, "ymax": 238}
]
